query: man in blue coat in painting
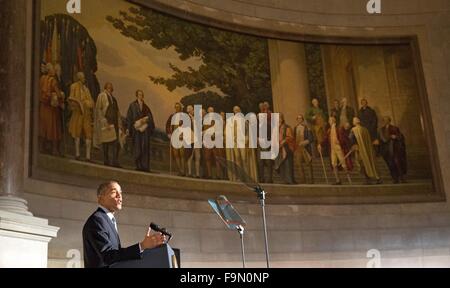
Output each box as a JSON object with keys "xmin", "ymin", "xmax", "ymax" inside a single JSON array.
[{"xmin": 126, "ymin": 90, "xmax": 156, "ymax": 172}]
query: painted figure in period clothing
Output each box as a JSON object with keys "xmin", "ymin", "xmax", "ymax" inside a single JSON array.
[
  {"xmin": 338, "ymin": 98, "xmax": 355, "ymax": 128},
  {"xmin": 330, "ymin": 100, "xmax": 340, "ymax": 122},
  {"xmin": 212, "ymin": 111, "xmax": 227, "ymax": 180},
  {"xmin": 340, "ymin": 121, "xmax": 354, "ymax": 172},
  {"xmin": 357, "ymin": 99, "xmax": 378, "ymax": 141},
  {"xmin": 225, "ymin": 110, "xmax": 237, "ymax": 182},
  {"xmin": 258, "ymin": 102, "xmax": 274, "ymax": 183},
  {"xmin": 203, "ymin": 106, "xmax": 216, "ymax": 179},
  {"xmin": 318, "ymin": 116, "xmax": 351, "ymax": 185},
  {"xmin": 185, "ymin": 105, "xmax": 201, "ymax": 178},
  {"xmin": 275, "ymin": 114, "xmax": 295, "ymax": 184},
  {"xmin": 306, "ymin": 98, "xmax": 327, "ymax": 151},
  {"xmin": 68, "ymin": 72, "xmax": 94, "ymax": 161},
  {"xmin": 126, "ymin": 90, "xmax": 155, "ymax": 172},
  {"xmin": 231, "ymin": 106, "xmax": 258, "ymax": 182},
  {"xmin": 350, "ymin": 117, "xmax": 382, "ymax": 185},
  {"xmin": 39, "ymin": 63, "xmax": 65, "ymax": 156},
  {"xmin": 166, "ymin": 102, "xmax": 185, "ymax": 176},
  {"xmin": 94, "ymin": 83, "xmax": 122, "ymax": 167},
  {"xmin": 293, "ymin": 115, "xmax": 314, "ymax": 184},
  {"xmin": 379, "ymin": 117, "xmax": 407, "ymax": 183}
]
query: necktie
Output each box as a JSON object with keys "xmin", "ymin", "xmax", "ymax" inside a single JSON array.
[{"xmin": 111, "ymin": 217, "xmax": 118, "ymax": 232}]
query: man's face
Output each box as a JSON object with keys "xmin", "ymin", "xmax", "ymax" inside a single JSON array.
[
  {"xmin": 79, "ymin": 74, "xmax": 86, "ymax": 84},
  {"xmin": 334, "ymin": 101, "xmax": 339, "ymax": 109},
  {"xmin": 175, "ymin": 104, "xmax": 182, "ymax": 112},
  {"xmin": 106, "ymin": 84, "xmax": 114, "ymax": 94},
  {"xmin": 341, "ymin": 98, "xmax": 347, "ymax": 107},
  {"xmin": 353, "ymin": 117, "xmax": 360, "ymax": 126},
  {"xmin": 233, "ymin": 106, "xmax": 241, "ymax": 114},
  {"xmin": 137, "ymin": 91, "xmax": 144, "ymax": 102},
  {"xmin": 259, "ymin": 103, "xmax": 264, "ymax": 113},
  {"xmin": 98, "ymin": 183, "xmax": 123, "ymax": 213},
  {"xmin": 312, "ymin": 99, "xmax": 319, "ymax": 108},
  {"xmin": 296, "ymin": 115, "xmax": 304, "ymax": 125},
  {"xmin": 361, "ymin": 100, "xmax": 368, "ymax": 108}
]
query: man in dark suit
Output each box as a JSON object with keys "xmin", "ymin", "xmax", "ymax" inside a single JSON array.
[
  {"xmin": 82, "ymin": 181, "xmax": 166, "ymax": 268},
  {"xmin": 126, "ymin": 90, "xmax": 156, "ymax": 172},
  {"xmin": 357, "ymin": 98, "xmax": 378, "ymax": 141}
]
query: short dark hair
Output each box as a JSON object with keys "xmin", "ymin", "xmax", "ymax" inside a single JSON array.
[
  {"xmin": 136, "ymin": 90, "xmax": 144, "ymax": 97},
  {"xmin": 97, "ymin": 181, "xmax": 118, "ymax": 197}
]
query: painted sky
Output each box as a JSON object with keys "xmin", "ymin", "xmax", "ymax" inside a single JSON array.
[{"xmin": 41, "ymin": 0, "xmax": 209, "ymax": 129}]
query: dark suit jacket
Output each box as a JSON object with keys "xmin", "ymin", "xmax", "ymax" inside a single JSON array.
[
  {"xmin": 126, "ymin": 101, "xmax": 155, "ymax": 138},
  {"xmin": 105, "ymin": 93, "xmax": 120, "ymax": 129},
  {"xmin": 82, "ymin": 208, "xmax": 142, "ymax": 268}
]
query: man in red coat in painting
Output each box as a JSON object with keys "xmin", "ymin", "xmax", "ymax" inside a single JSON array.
[
  {"xmin": 379, "ymin": 116, "xmax": 407, "ymax": 184},
  {"xmin": 39, "ymin": 63, "xmax": 65, "ymax": 156}
]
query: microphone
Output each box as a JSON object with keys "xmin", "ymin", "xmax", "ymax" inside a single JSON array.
[{"xmin": 150, "ymin": 222, "xmax": 173, "ymax": 242}]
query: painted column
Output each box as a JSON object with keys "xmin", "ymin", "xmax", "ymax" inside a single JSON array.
[
  {"xmin": 268, "ymin": 39, "xmax": 311, "ymax": 126},
  {"xmin": 0, "ymin": 0, "xmax": 59, "ymax": 268}
]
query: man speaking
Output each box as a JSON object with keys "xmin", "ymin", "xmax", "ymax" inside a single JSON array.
[{"xmin": 82, "ymin": 181, "xmax": 166, "ymax": 268}]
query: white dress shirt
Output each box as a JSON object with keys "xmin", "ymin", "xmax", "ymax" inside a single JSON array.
[{"xmin": 98, "ymin": 205, "xmax": 118, "ymax": 232}]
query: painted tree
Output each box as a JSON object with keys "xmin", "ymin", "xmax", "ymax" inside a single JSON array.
[{"xmin": 107, "ymin": 7, "xmax": 272, "ymax": 113}]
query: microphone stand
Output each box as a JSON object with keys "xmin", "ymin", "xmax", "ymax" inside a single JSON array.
[
  {"xmin": 255, "ymin": 186, "xmax": 270, "ymax": 268},
  {"xmin": 237, "ymin": 225, "xmax": 246, "ymax": 268}
]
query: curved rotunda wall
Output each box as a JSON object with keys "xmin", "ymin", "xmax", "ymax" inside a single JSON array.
[
  {"xmin": 22, "ymin": 0, "xmax": 450, "ymax": 267},
  {"xmin": 23, "ymin": 179, "xmax": 450, "ymax": 268}
]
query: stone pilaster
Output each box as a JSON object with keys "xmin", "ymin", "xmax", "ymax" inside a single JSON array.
[
  {"xmin": 0, "ymin": 0, "xmax": 59, "ymax": 268},
  {"xmin": 268, "ymin": 39, "xmax": 311, "ymax": 125}
]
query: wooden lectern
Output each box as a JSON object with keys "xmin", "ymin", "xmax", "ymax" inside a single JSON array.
[{"xmin": 110, "ymin": 244, "xmax": 180, "ymax": 268}]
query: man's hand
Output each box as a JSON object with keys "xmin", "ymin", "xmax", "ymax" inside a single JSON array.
[
  {"xmin": 140, "ymin": 228, "xmax": 166, "ymax": 251},
  {"xmin": 101, "ymin": 118, "xmax": 108, "ymax": 128}
]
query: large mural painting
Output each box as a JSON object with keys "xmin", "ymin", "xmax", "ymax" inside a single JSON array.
[{"xmin": 34, "ymin": 0, "xmax": 440, "ymax": 202}]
